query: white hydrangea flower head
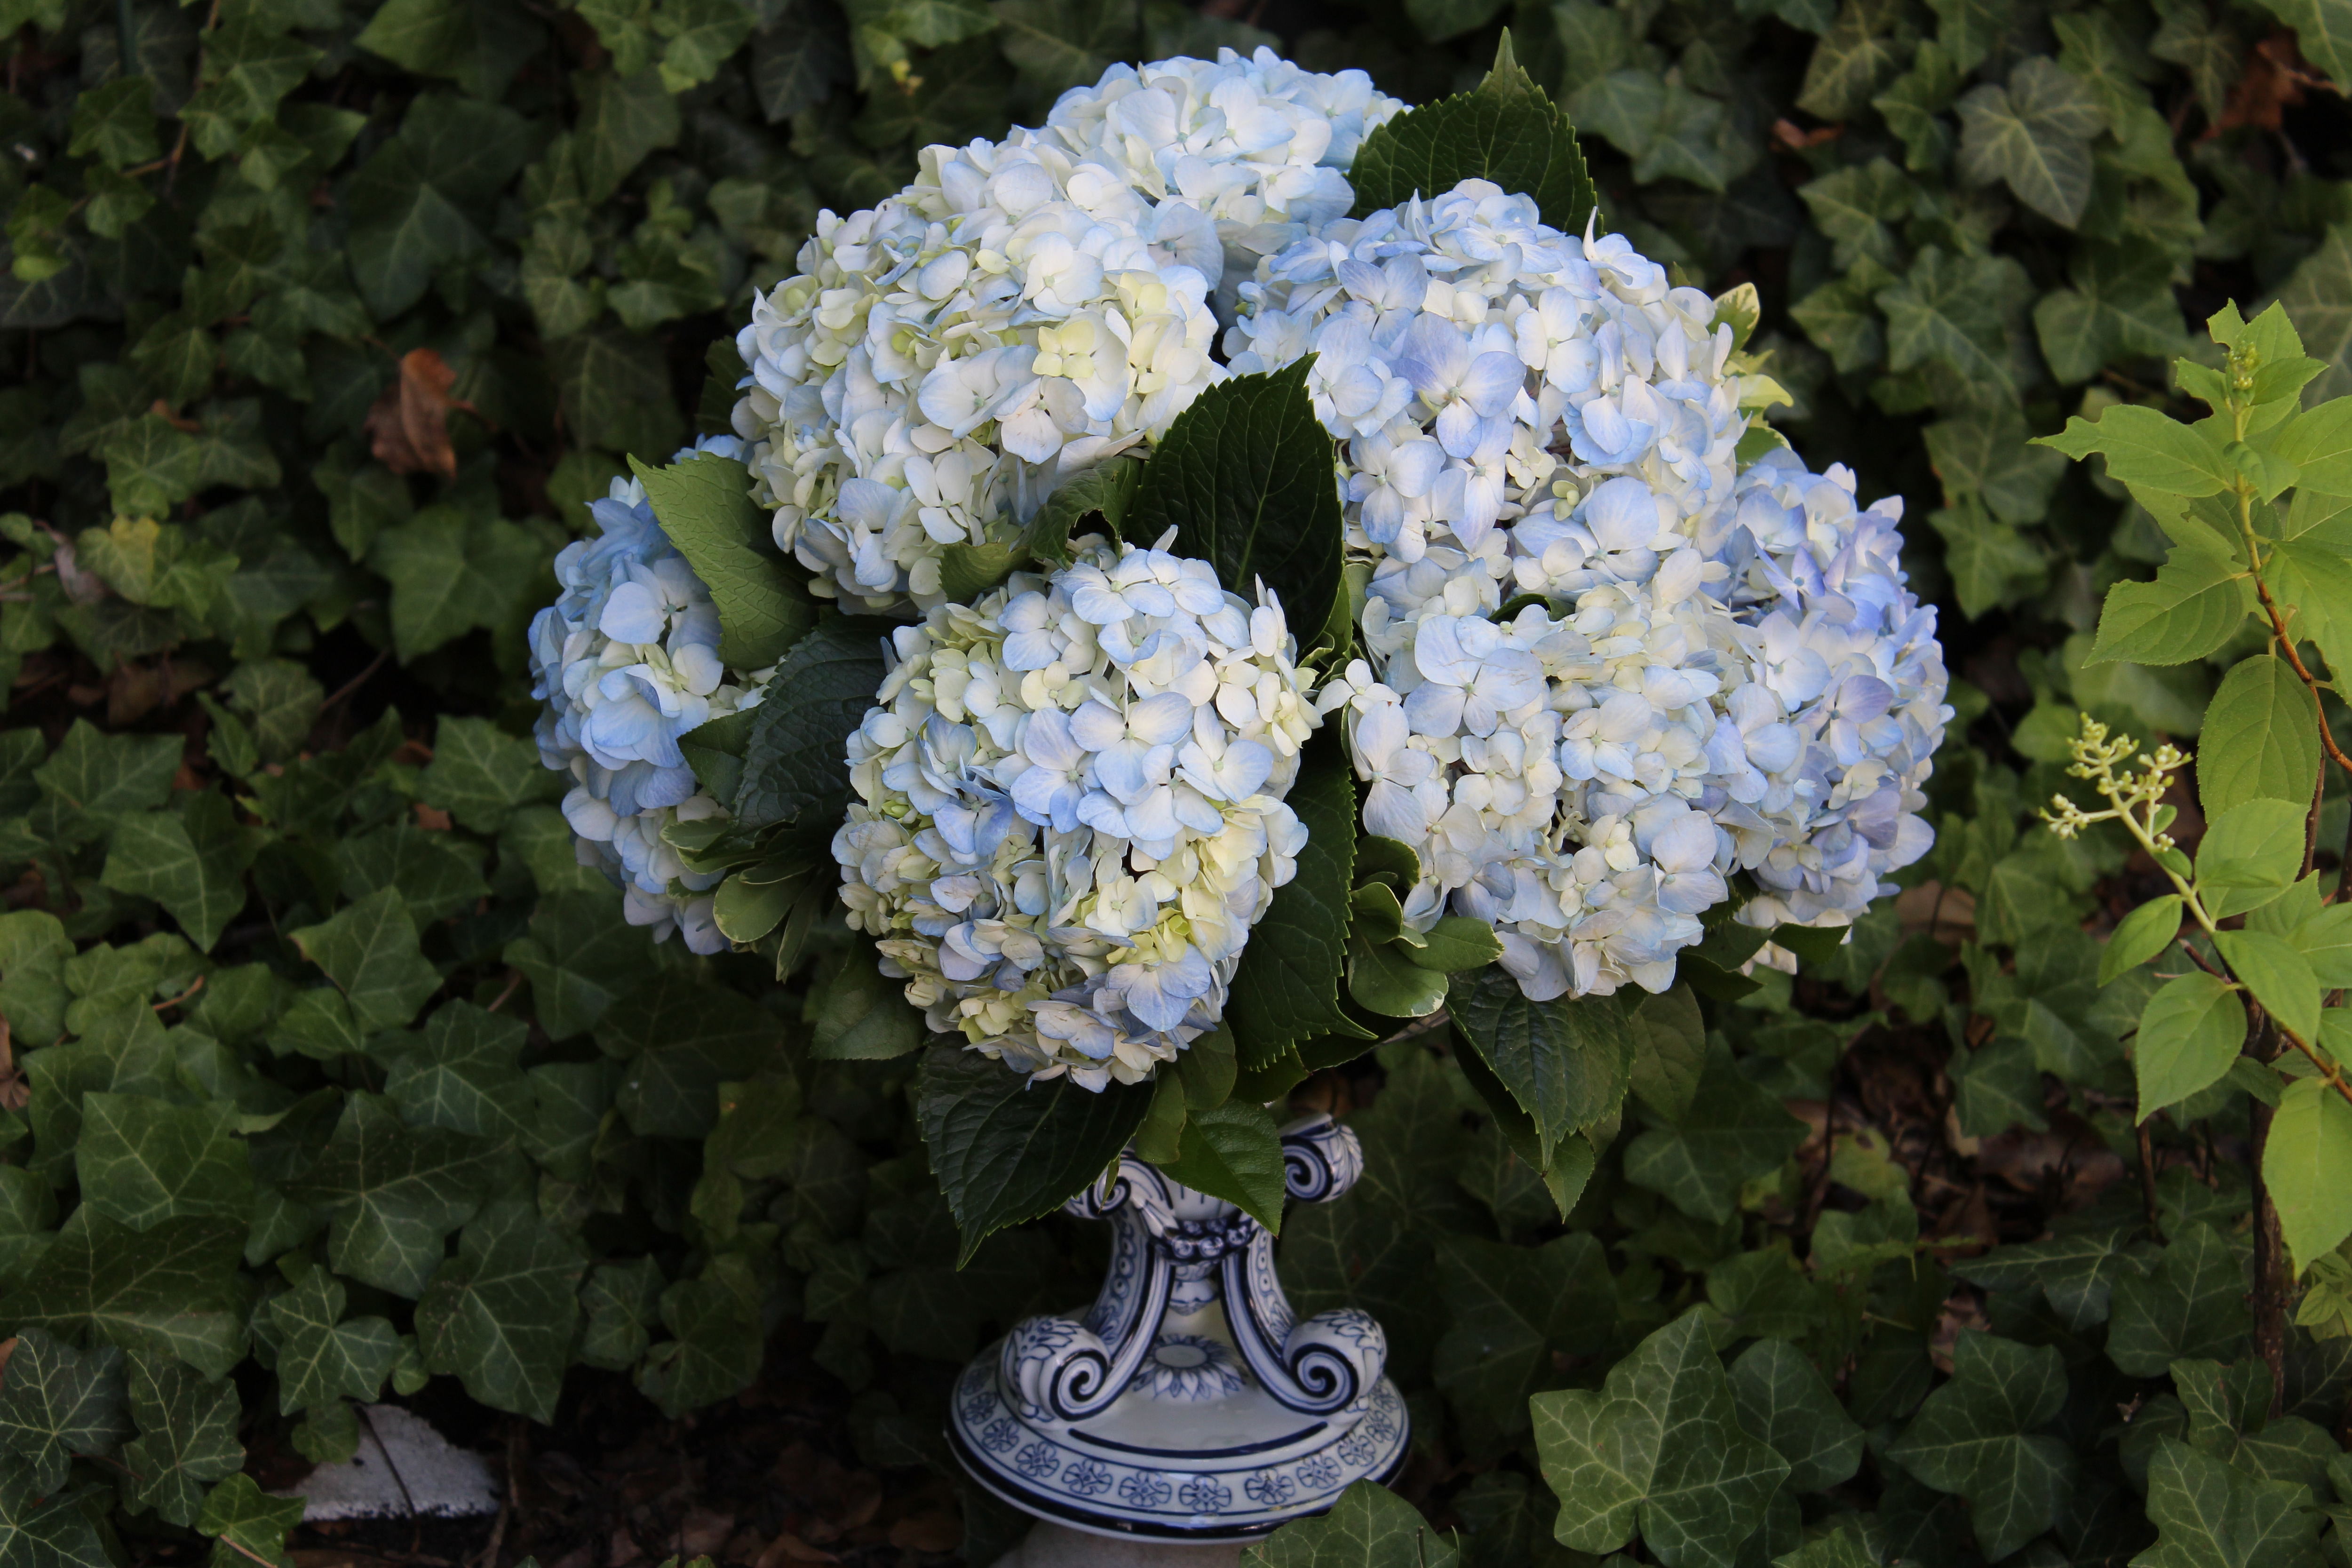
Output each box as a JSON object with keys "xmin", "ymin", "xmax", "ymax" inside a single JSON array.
[
  {"xmin": 528, "ymin": 435, "xmax": 775, "ymax": 955},
  {"xmin": 1225, "ymin": 179, "xmax": 1779, "ymax": 566},
  {"xmin": 833, "ymin": 534, "xmax": 1320, "ymax": 1089},
  {"xmin": 731, "ymin": 51, "xmax": 1403, "ymax": 617},
  {"xmin": 1286, "ymin": 185, "xmax": 1946, "ymax": 1001}
]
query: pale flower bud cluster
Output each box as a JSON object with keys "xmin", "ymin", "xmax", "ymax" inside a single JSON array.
[
  {"xmin": 731, "ymin": 51, "xmax": 1401, "ymax": 617},
  {"xmin": 528, "ymin": 437, "xmax": 773, "ymax": 955},
  {"xmin": 832, "ymin": 535, "xmax": 1319, "ymax": 1089},
  {"xmin": 1224, "ymin": 181, "xmax": 1783, "ymax": 567}
]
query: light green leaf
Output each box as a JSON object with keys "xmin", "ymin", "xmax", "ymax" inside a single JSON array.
[
  {"xmin": 2289, "ymin": 904, "xmax": 2352, "ymax": 987},
  {"xmin": 915, "ymin": 1044, "xmax": 1152, "ymax": 1261},
  {"xmin": 119, "ymin": 1353, "xmax": 242, "ymax": 1528},
  {"xmin": 1243, "ymin": 1480, "xmax": 1461, "ymax": 1567},
  {"xmin": 2264, "ymin": 1077, "xmax": 2352, "ymax": 1275},
  {"xmin": 2195, "ymin": 798, "xmax": 2309, "ymax": 917},
  {"xmin": 1885, "ymin": 1332, "xmax": 2073, "ymax": 1560},
  {"xmin": 2133, "ymin": 971, "xmax": 2247, "ymax": 1118},
  {"xmin": 2043, "ymin": 404, "xmax": 2237, "ymax": 497},
  {"xmin": 632, "ymin": 453, "xmax": 818, "ymax": 670},
  {"xmin": 1531, "ymin": 1312, "xmax": 1791, "ymax": 1567},
  {"xmin": 2106, "ymin": 1220, "xmax": 2253, "ymax": 1377},
  {"xmin": 1347, "ymin": 936, "xmax": 1449, "ymax": 1019},
  {"xmin": 290, "ymin": 886, "xmax": 442, "ymax": 1032},
  {"xmin": 2214, "ymin": 930, "xmax": 2320, "ymax": 1045},
  {"xmin": 415, "ymin": 1197, "xmax": 586, "ymax": 1424},
  {"xmin": 2198, "ymin": 655, "xmax": 2322, "ymax": 821},
  {"xmin": 2089, "ymin": 548, "xmax": 2254, "ymax": 666},
  {"xmin": 2102, "ymin": 896, "xmax": 2182, "ymax": 985}
]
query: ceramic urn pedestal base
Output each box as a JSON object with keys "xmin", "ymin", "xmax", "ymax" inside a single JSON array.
[{"xmin": 949, "ymin": 1114, "xmax": 1409, "ymax": 1544}]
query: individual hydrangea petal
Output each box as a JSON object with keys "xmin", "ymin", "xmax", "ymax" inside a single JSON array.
[{"xmin": 834, "ymin": 535, "xmax": 1322, "ymax": 1090}]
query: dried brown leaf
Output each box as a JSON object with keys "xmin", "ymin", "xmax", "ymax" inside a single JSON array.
[{"xmin": 366, "ymin": 348, "xmax": 475, "ymax": 479}]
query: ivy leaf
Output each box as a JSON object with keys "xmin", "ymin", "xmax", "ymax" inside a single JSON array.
[
  {"xmin": 33, "ymin": 721, "xmax": 182, "ymax": 824},
  {"xmin": 99, "ymin": 792, "xmax": 257, "ymax": 953},
  {"xmin": 1242, "ymin": 1479, "xmax": 1461, "ymax": 1567},
  {"xmin": 415, "ymin": 1197, "xmax": 586, "ymax": 1424},
  {"xmin": 632, "ymin": 453, "xmax": 818, "ymax": 669},
  {"xmin": 1150, "ymin": 1099, "xmax": 1287, "ymax": 1231},
  {"xmin": 73, "ymin": 1093, "xmax": 252, "ymax": 1231},
  {"xmin": 1531, "ymin": 1312, "xmax": 1790, "ymax": 1567},
  {"xmin": 1954, "ymin": 57, "xmax": 2104, "ymax": 227},
  {"xmin": 732, "ymin": 617, "xmax": 892, "ymax": 829},
  {"xmin": 505, "ymin": 890, "xmax": 661, "ymax": 1041},
  {"xmin": 2034, "ymin": 243, "xmax": 2187, "ymax": 384},
  {"xmin": 1923, "ymin": 406, "xmax": 2068, "ymax": 525},
  {"xmin": 2198, "ymin": 655, "xmax": 2322, "ymax": 821},
  {"xmin": 282, "ymin": 1092, "xmax": 498, "ymax": 1296},
  {"xmin": 380, "ymin": 1001, "xmax": 533, "ymax": 1142},
  {"xmin": 1224, "ymin": 740, "xmax": 1363, "ymax": 1067},
  {"xmin": 1952, "ymin": 1225, "xmax": 2144, "ymax": 1331},
  {"xmin": 1125, "ymin": 358, "xmax": 1343, "ymax": 654},
  {"xmin": 2136, "ymin": 1436, "xmax": 2324, "ymax": 1568},
  {"xmin": 1727, "ymin": 1338, "xmax": 1864, "ymax": 1493},
  {"xmin": 197, "ymin": 1473, "xmax": 306, "ymax": 1568},
  {"xmin": 418, "ymin": 716, "xmax": 565, "ymax": 834},
  {"xmin": 1449, "ymin": 970, "xmax": 1627, "ymax": 1169},
  {"xmin": 0, "ymin": 1210, "xmax": 247, "ymax": 1379},
  {"xmin": 269, "ymin": 1264, "xmax": 401, "ymax": 1413},
  {"xmin": 635, "ymin": 1255, "xmax": 764, "ymax": 1417},
  {"xmin": 1876, "ymin": 247, "xmax": 2017, "ymax": 403},
  {"xmin": 2106, "ymin": 1220, "xmax": 2253, "ymax": 1377},
  {"xmin": 2265, "ymin": 1077, "xmax": 2352, "ymax": 1274},
  {"xmin": 1433, "ymin": 1232, "xmax": 1622, "ymax": 1438},
  {"xmin": 118, "ymin": 1353, "xmax": 242, "ymax": 1529},
  {"xmin": 1928, "ymin": 499, "xmax": 2047, "ymax": 620},
  {"xmin": 1348, "ymin": 32, "xmax": 1596, "ymax": 234},
  {"xmin": 1622, "ymin": 1039, "xmax": 1807, "ymax": 1224},
  {"xmin": 0, "ymin": 1460, "xmax": 110, "ymax": 1568},
  {"xmin": 751, "ymin": 0, "xmax": 851, "ymax": 121},
  {"xmin": 550, "ymin": 326, "xmax": 685, "ymax": 458},
  {"xmin": 367, "ymin": 508, "xmax": 548, "ymax": 663},
  {"xmin": 291, "ymin": 886, "xmax": 443, "ymax": 1032},
  {"xmin": 1886, "ymin": 1331, "xmax": 2073, "ymax": 1560},
  {"xmin": 1797, "ymin": 0, "xmax": 1918, "ymax": 120},
  {"xmin": 0, "ymin": 1328, "xmax": 127, "ymax": 1492},
  {"xmin": 2133, "ymin": 971, "xmax": 2247, "ymax": 1118},
  {"xmin": 915, "ymin": 1045, "xmax": 1152, "ymax": 1261}
]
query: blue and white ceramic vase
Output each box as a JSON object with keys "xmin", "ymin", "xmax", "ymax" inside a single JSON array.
[{"xmin": 949, "ymin": 1115, "xmax": 1410, "ymax": 1543}]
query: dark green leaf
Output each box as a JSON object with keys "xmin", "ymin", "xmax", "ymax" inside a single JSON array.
[
  {"xmin": 2105, "ymin": 1220, "xmax": 2253, "ymax": 1377},
  {"xmin": 1242, "ymin": 1480, "xmax": 1461, "ymax": 1567},
  {"xmin": 0, "ymin": 1328, "xmax": 127, "ymax": 1493},
  {"xmin": 1622, "ymin": 1039, "xmax": 1806, "ymax": 1224},
  {"xmin": 734, "ymin": 617, "xmax": 890, "ymax": 829},
  {"xmin": 415, "ymin": 1198, "xmax": 586, "ymax": 1424},
  {"xmin": 1224, "ymin": 740, "xmax": 1362, "ymax": 1067},
  {"xmin": 1448, "ymin": 968, "xmax": 1627, "ymax": 1168},
  {"xmin": 915, "ymin": 1045, "xmax": 1153, "ymax": 1261},
  {"xmin": 632, "ymin": 453, "xmax": 818, "ymax": 669},
  {"xmin": 1152, "ymin": 1099, "xmax": 1287, "ymax": 1230}
]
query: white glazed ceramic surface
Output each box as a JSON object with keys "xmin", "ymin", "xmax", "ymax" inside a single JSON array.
[{"xmin": 949, "ymin": 1115, "xmax": 1409, "ymax": 1542}]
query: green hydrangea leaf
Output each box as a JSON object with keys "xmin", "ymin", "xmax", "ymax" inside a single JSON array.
[
  {"xmin": 1223, "ymin": 739, "xmax": 1364, "ymax": 1067},
  {"xmin": 632, "ymin": 453, "xmax": 819, "ymax": 670},
  {"xmin": 732, "ymin": 617, "xmax": 892, "ymax": 830},
  {"xmin": 915, "ymin": 1044, "xmax": 1154, "ymax": 1261},
  {"xmin": 1149, "ymin": 1098, "xmax": 1287, "ymax": 1230}
]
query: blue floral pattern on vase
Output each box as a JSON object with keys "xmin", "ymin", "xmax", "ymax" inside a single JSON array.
[{"xmin": 1130, "ymin": 1333, "xmax": 1248, "ymax": 1402}]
